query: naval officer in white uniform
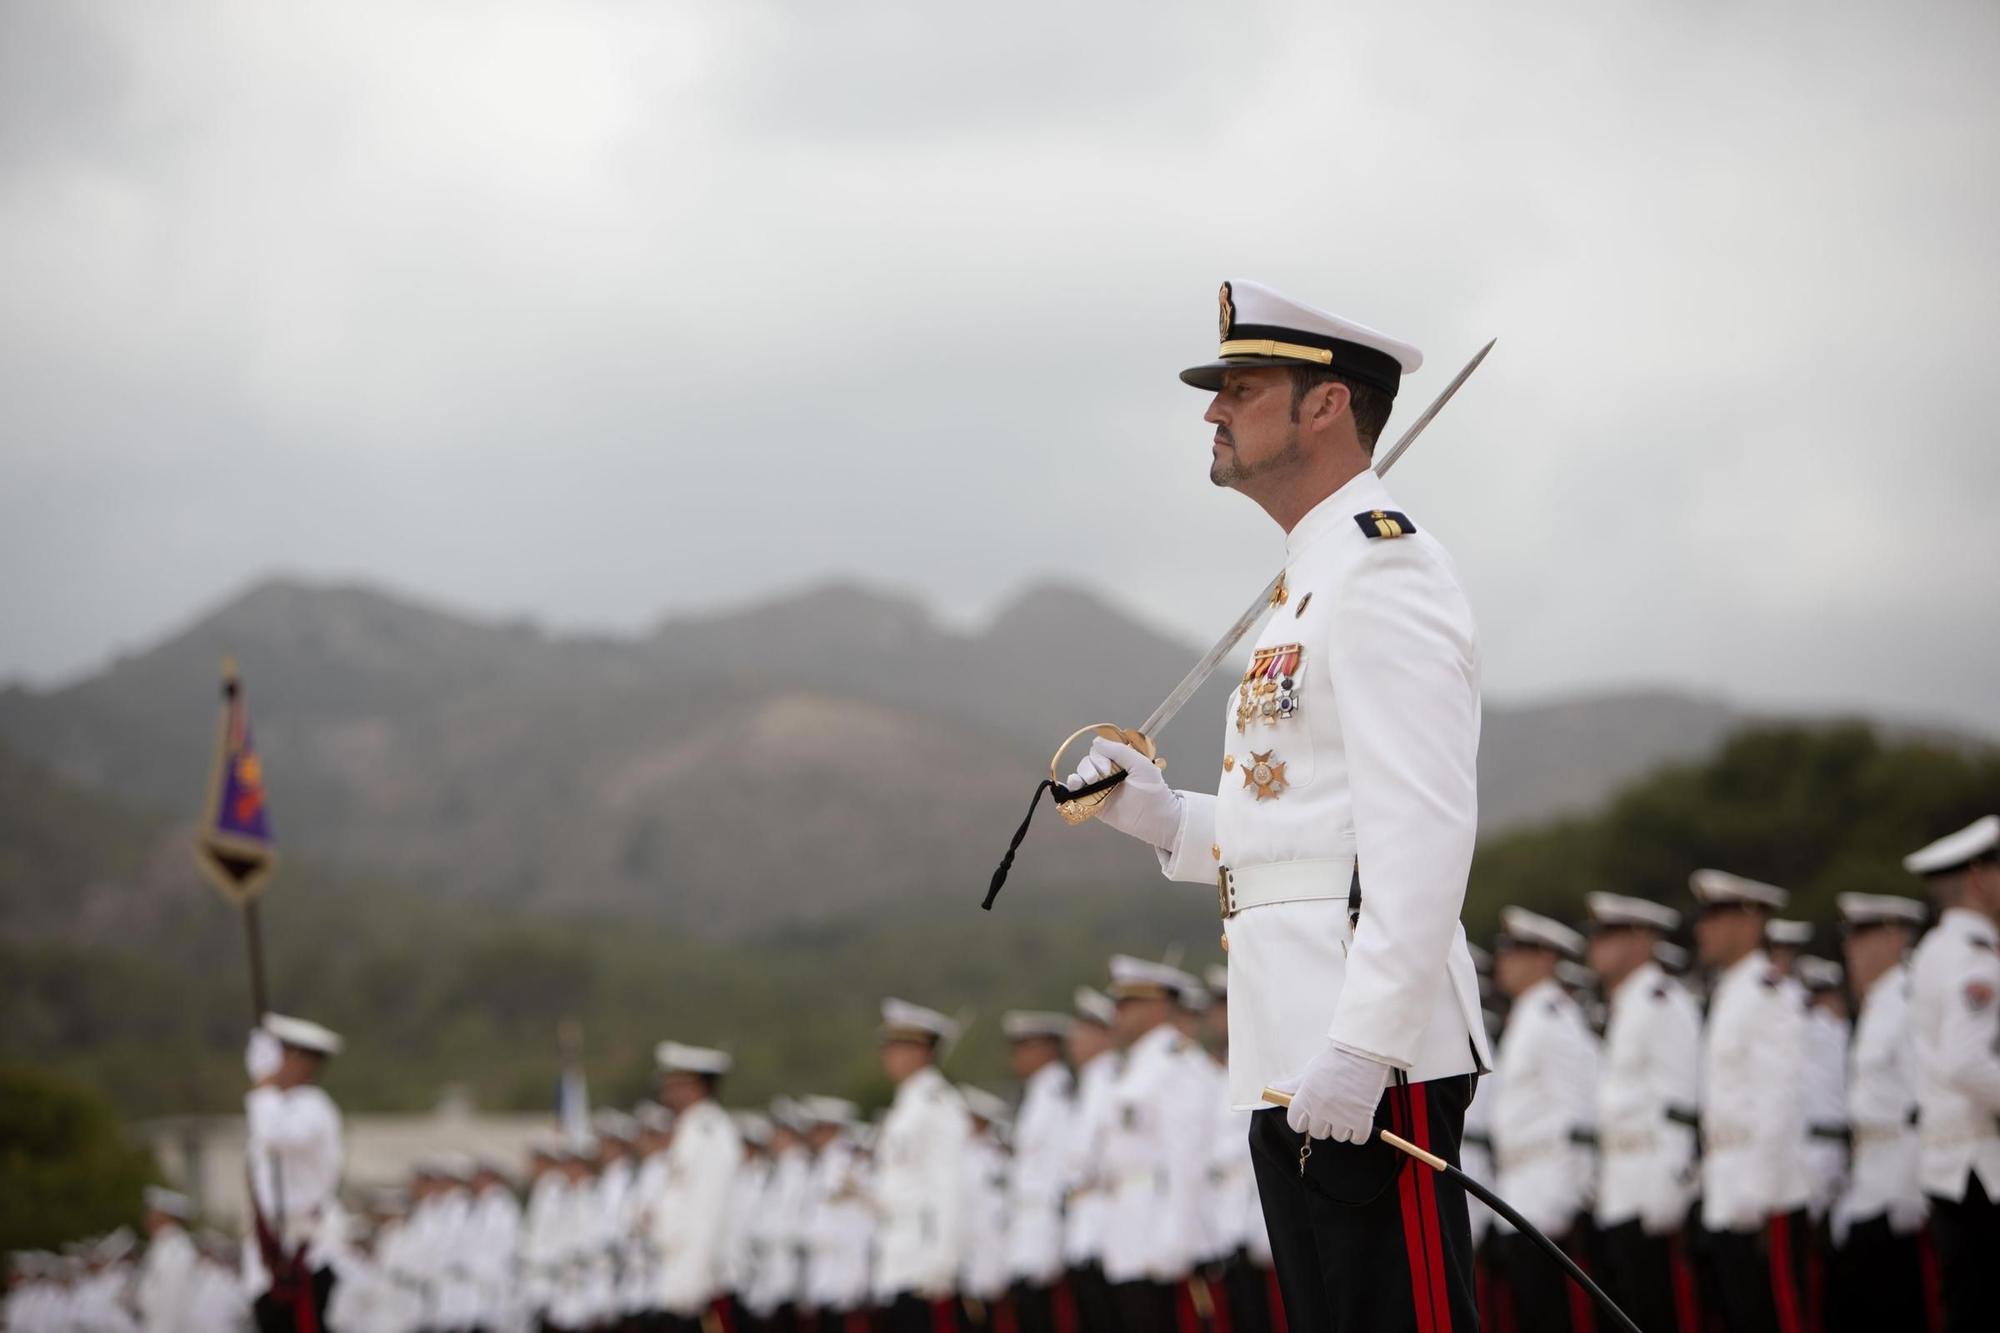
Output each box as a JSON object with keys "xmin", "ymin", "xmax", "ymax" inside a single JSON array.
[
  {"xmin": 1070, "ymin": 279, "xmax": 1490, "ymax": 1330},
  {"xmin": 1903, "ymin": 815, "xmax": 2000, "ymax": 1333},
  {"xmin": 872, "ymin": 998, "xmax": 972, "ymax": 1332}
]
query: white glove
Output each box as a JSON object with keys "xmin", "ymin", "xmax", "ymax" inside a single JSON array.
[
  {"xmin": 245, "ymin": 1027, "xmax": 283, "ymax": 1082},
  {"xmin": 1271, "ymin": 1042, "xmax": 1392, "ymax": 1143},
  {"xmin": 1064, "ymin": 737, "xmax": 1182, "ymax": 849}
]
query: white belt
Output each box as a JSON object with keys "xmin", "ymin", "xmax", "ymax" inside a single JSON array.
[{"xmin": 1217, "ymin": 856, "xmax": 1354, "ymax": 920}]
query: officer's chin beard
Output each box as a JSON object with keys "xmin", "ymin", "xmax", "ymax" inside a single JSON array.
[{"xmin": 1211, "ymin": 425, "xmax": 1304, "ymax": 490}]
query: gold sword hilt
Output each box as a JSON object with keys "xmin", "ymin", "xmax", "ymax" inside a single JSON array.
[
  {"xmin": 1259, "ymin": 1087, "xmax": 1449, "ymax": 1171},
  {"xmin": 1048, "ymin": 724, "xmax": 1163, "ymax": 825}
]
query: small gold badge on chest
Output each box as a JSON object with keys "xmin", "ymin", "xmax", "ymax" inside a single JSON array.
[
  {"xmin": 1236, "ymin": 643, "xmax": 1303, "ymax": 733},
  {"xmin": 1242, "ymin": 750, "xmax": 1289, "ymax": 801}
]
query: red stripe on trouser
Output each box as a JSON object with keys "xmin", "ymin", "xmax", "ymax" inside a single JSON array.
[
  {"xmin": 1394, "ymin": 1086, "xmax": 1439, "ymax": 1333},
  {"xmin": 1052, "ymin": 1278, "xmax": 1079, "ymax": 1333},
  {"xmin": 930, "ymin": 1297, "xmax": 959, "ymax": 1333},
  {"xmin": 1917, "ymin": 1226, "xmax": 1945, "ymax": 1333},
  {"xmin": 1564, "ymin": 1245, "xmax": 1597, "ymax": 1333},
  {"xmin": 1409, "ymin": 1084, "xmax": 1454, "ymax": 1332},
  {"xmin": 844, "ymin": 1313, "xmax": 871, "ymax": 1333},
  {"xmin": 1210, "ymin": 1277, "xmax": 1234, "ymax": 1333},
  {"xmin": 1266, "ymin": 1266, "xmax": 1289, "ymax": 1333},
  {"xmin": 996, "ymin": 1295, "xmax": 1019, "ymax": 1333},
  {"xmin": 1669, "ymin": 1234, "xmax": 1701, "ymax": 1333},
  {"xmin": 1768, "ymin": 1214, "xmax": 1803, "ymax": 1333},
  {"xmin": 1175, "ymin": 1282, "xmax": 1201, "ymax": 1333}
]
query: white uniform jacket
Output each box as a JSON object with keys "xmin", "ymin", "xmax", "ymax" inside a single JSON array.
[
  {"xmin": 1700, "ymin": 950, "xmax": 1809, "ymax": 1231},
  {"xmin": 1801, "ymin": 1006, "xmax": 1851, "ymax": 1219},
  {"xmin": 1061, "ymin": 1053, "xmax": 1119, "ymax": 1269},
  {"xmin": 645, "ymin": 1099, "xmax": 744, "ymax": 1316},
  {"xmin": 871, "ymin": 1066, "xmax": 971, "ymax": 1302},
  {"xmin": 1155, "ymin": 471, "xmax": 1491, "ymax": 1107},
  {"xmin": 1003, "ymin": 1060, "xmax": 1074, "ymax": 1286},
  {"xmin": 745, "ymin": 1145, "xmax": 810, "ymax": 1316},
  {"xmin": 1837, "ymin": 963, "xmax": 1925, "ymax": 1235},
  {"xmin": 243, "ymin": 1082, "xmax": 346, "ymax": 1291},
  {"xmin": 1493, "ymin": 977, "xmax": 1598, "ymax": 1235},
  {"xmin": 1909, "ymin": 907, "xmax": 2000, "ymax": 1201},
  {"xmin": 1595, "ymin": 962, "xmax": 1700, "ymax": 1233},
  {"xmin": 1099, "ymin": 1025, "xmax": 1209, "ymax": 1284},
  {"xmin": 960, "ymin": 1131, "xmax": 1012, "ymax": 1302},
  {"xmin": 802, "ymin": 1135, "xmax": 875, "ymax": 1313},
  {"xmin": 134, "ymin": 1226, "xmax": 200, "ymax": 1333}
]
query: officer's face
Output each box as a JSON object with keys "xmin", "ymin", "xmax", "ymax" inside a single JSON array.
[
  {"xmin": 1693, "ymin": 904, "xmax": 1764, "ymax": 967},
  {"xmin": 1494, "ymin": 945, "xmax": 1555, "ymax": 999},
  {"xmin": 878, "ymin": 1037, "xmax": 932, "ymax": 1084},
  {"xmin": 1066, "ymin": 1022, "xmax": 1112, "ymax": 1066},
  {"xmin": 1205, "ymin": 368, "xmax": 1307, "ymax": 488},
  {"xmin": 1584, "ymin": 926, "xmax": 1654, "ymax": 989},
  {"xmin": 1840, "ymin": 922, "xmax": 1910, "ymax": 990}
]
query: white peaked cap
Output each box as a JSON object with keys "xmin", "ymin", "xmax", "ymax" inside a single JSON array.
[
  {"xmin": 655, "ymin": 1042, "xmax": 732, "ymax": 1076},
  {"xmin": 262, "ymin": 1013, "xmax": 344, "ymax": 1055},
  {"xmin": 1001, "ymin": 1011, "xmax": 1072, "ymax": 1041},
  {"xmin": 1689, "ymin": 869, "xmax": 1789, "ymax": 910},
  {"xmin": 1205, "ymin": 964, "xmax": 1229, "ymax": 997},
  {"xmin": 1585, "ymin": 892, "xmax": 1681, "ymax": 932},
  {"xmin": 633, "ymin": 1102, "xmax": 674, "ymax": 1133},
  {"xmin": 734, "ymin": 1112, "xmax": 773, "ymax": 1147},
  {"xmin": 1835, "ymin": 892, "xmax": 1926, "ymax": 927},
  {"xmin": 768, "ymin": 1096, "xmax": 809, "ymax": 1131},
  {"xmin": 797, "ymin": 1095, "xmax": 860, "ymax": 1127},
  {"xmin": 1182, "ymin": 279, "xmax": 1423, "ymax": 395},
  {"xmin": 1498, "ymin": 907, "xmax": 1585, "ymax": 959},
  {"xmin": 1107, "ymin": 954, "xmax": 1199, "ymax": 1000},
  {"xmin": 1904, "ymin": 815, "xmax": 2000, "ymax": 877},
  {"xmin": 879, "ymin": 998, "xmax": 960, "ymax": 1044},
  {"xmin": 960, "ymin": 1086, "xmax": 1012, "ymax": 1126},
  {"xmin": 143, "ymin": 1187, "xmax": 193, "ymax": 1220},
  {"xmin": 1795, "ymin": 956, "xmax": 1844, "ymax": 991},
  {"xmin": 1073, "ymin": 987, "xmax": 1116, "ymax": 1026},
  {"xmin": 1765, "ymin": 919, "xmax": 1814, "ymax": 948}
]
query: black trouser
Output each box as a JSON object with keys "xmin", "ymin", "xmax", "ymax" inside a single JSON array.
[
  {"xmin": 884, "ymin": 1292, "xmax": 955, "ymax": 1333},
  {"xmin": 1010, "ymin": 1280, "xmax": 1056, "ymax": 1333},
  {"xmin": 1827, "ymin": 1212, "xmax": 1924, "ymax": 1333},
  {"xmin": 1703, "ymin": 1209, "xmax": 1810, "ymax": 1333},
  {"xmin": 1066, "ymin": 1263, "xmax": 1117, "ymax": 1333},
  {"xmin": 1221, "ymin": 1252, "xmax": 1273, "ymax": 1333},
  {"xmin": 1250, "ymin": 1073, "xmax": 1477, "ymax": 1332},
  {"xmin": 1112, "ymin": 1279, "xmax": 1173, "ymax": 1331},
  {"xmin": 253, "ymin": 1267, "xmax": 334, "ymax": 1333},
  {"xmin": 1930, "ymin": 1177, "xmax": 2000, "ymax": 1333},
  {"xmin": 1596, "ymin": 1218, "xmax": 1691, "ymax": 1333},
  {"xmin": 1496, "ymin": 1225, "xmax": 1580, "ymax": 1333}
]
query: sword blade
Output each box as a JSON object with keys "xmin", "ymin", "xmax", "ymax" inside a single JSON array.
[{"xmin": 1132, "ymin": 339, "xmax": 1495, "ymax": 741}]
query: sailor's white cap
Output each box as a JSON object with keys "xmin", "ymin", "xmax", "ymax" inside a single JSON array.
[
  {"xmin": 262, "ymin": 1013, "xmax": 343, "ymax": 1056},
  {"xmin": 879, "ymin": 998, "xmax": 960, "ymax": 1045},
  {"xmin": 633, "ymin": 1102, "xmax": 674, "ymax": 1134},
  {"xmin": 1497, "ymin": 907, "xmax": 1585, "ymax": 959},
  {"xmin": 1903, "ymin": 815, "xmax": 2000, "ymax": 878},
  {"xmin": 734, "ymin": 1112, "xmax": 773, "ymax": 1147},
  {"xmin": 1001, "ymin": 1011, "xmax": 1072, "ymax": 1041},
  {"xmin": 1585, "ymin": 892, "xmax": 1681, "ymax": 933},
  {"xmin": 1073, "ymin": 987, "xmax": 1116, "ymax": 1027},
  {"xmin": 1795, "ymin": 956, "xmax": 1844, "ymax": 992},
  {"xmin": 1689, "ymin": 869, "xmax": 1789, "ymax": 911},
  {"xmin": 1765, "ymin": 919, "xmax": 1815, "ymax": 948},
  {"xmin": 1835, "ymin": 892, "xmax": 1926, "ymax": 927},
  {"xmin": 1183, "ymin": 279, "xmax": 1423, "ymax": 397},
  {"xmin": 960, "ymin": 1086, "xmax": 1012, "ymax": 1126},
  {"xmin": 655, "ymin": 1042, "xmax": 732, "ymax": 1076},
  {"xmin": 589, "ymin": 1112, "xmax": 637, "ymax": 1145},
  {"xmin": 797, "ymin": 1095, "xmax": 860, "ymax": 1128},
  {"xmin": 1107, "ymin": 955, "xmax": 1199, "ymax": 1001},
  {"xmin": 768, "ymin": 1096, "xmax": 809, "ymax": 1132},
  {"xmin": 143, "ymin": 1187, "xmax": 193, "ymax": 1220}
]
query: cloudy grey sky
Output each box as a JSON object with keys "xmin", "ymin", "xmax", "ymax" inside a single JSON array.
[{"xmin": 3, "ymin": 0, "xmax": 1996, "ymax": 732}]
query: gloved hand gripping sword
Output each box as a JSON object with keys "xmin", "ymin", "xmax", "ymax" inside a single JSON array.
[{"xmin": 982, "ymin": 340, "xmax": 1495, "ymax": 909}]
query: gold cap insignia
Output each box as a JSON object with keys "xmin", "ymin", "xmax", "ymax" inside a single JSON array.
[{"xmin": 1218, "ymin": 282, "xmax": 1235, "ymax": 341}]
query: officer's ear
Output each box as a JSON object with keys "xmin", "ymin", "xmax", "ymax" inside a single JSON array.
[{"xmin": 1308, "ymin": 377, "xmax": 1353, "ymax": 435}]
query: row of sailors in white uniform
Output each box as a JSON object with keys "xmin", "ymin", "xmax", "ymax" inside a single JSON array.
[
  {"xmin": 328, "ymin": 973, "xmax": 1266, "ymax": 1332},
  {"xmin": 1464, "ymin": 824, "xmax": 2000, "ymax": 1333},
  {"xmin": 4, "ymin": 1197, "xmax": 252, "ymax": 1333}
]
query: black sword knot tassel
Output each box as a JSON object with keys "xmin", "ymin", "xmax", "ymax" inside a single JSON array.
[{"xmin": 981, "ymin": 770, "xmax": 1127, "ymax": 911}]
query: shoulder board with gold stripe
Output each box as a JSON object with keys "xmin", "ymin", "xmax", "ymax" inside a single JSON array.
[{"xmin": 1354, "ymin": 509, "xmax": 1415, "ymax": 539}]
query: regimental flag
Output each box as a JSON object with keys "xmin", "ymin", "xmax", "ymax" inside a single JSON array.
[{"xmin": 194, "ymin": 656, "xmax": 278, "ymax": 904}]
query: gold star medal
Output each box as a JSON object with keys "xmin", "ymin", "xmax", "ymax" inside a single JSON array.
[{"xmin": 1242, "ymin": 750, "xmax": 1288, "ymax": 801}]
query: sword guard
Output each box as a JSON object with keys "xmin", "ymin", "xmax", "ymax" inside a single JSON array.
[{"xmin": 1048, "ymin": 724, "xmax": 1161, "ymax": 825}]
